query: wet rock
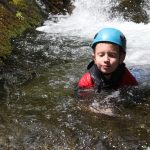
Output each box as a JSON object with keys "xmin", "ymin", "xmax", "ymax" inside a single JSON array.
[
  {"xmin": 42, "ymin": 0, "xmax": 74, "ymax": 15},
  {"xmin": 112, "ymin": 0, "xmax": 149, "ymax": 23}
]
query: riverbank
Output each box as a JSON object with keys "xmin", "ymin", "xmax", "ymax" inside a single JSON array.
[
  {"xmin": 0, "ymin": 0, "xmax": 73, "ymax": 65},
  {"xmin": 0, "ymin": 0, "xmax": 42, "ymax": 63}
]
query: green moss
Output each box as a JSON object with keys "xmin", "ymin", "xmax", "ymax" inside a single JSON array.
[{"xmin": 0, "ymin": 0, "xmax": 44, "ymax": 60}]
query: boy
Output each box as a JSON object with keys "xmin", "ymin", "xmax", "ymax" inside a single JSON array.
[{"xmin": 78, "ymin": 28, "xmax": 138, "ymax": 92}]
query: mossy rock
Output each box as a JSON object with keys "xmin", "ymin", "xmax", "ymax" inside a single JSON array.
[
  {"xmin": 0, "ymin": 0, "xmax": 73, "ymax": 63},
  {"xmin": 0, "ymin": 0, "xmax": 44, "ymax": 60}
]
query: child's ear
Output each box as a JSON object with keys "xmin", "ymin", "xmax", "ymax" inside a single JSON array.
[
  {"xmin": 92, "ymin": 52, "xmax": 95, "ymax": 60},
  {"xmin": 119, "ymin": 53, "xmax": 126, "ymax": 64}
]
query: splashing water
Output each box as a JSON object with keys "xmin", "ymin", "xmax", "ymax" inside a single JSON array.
[{"xmin": 37, "ymin": 0, "xmax": 150, "ymax": 65}]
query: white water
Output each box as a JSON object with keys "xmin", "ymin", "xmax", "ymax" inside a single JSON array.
[{"xmin": 36, "ymin": 0, "xmax": 150, "ymax": 65}]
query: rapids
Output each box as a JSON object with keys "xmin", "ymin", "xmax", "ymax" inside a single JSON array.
[{"xmin": 1, "ymin": 0, "xmax": 150, "ymax": 149}]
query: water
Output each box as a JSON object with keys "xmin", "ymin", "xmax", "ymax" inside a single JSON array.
[
  {"xmin": 37, "ymin": 0, "xmax": 150, "ymax": 65},
  {"xmin": 1, "ymin": 0, "xmax": 150, "ymax": 149}
]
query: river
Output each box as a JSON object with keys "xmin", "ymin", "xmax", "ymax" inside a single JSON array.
[{"xmin": 1, "ymin": 0, "xmax": 150, "ymax": 149}]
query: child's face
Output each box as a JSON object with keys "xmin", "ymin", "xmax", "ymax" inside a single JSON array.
[{"xmin": 93, "ymin": 43, "xmax": 125, "ymax": 74}]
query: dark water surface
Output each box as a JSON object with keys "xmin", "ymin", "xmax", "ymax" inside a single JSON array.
[{"xmin": 1, "ymin": 31, "xmax": 150, "ymax": 150}]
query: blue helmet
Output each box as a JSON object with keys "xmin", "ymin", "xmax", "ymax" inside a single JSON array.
[{"xmin": 92, "ymin": 28, "xmax": 126, "ymax": 52}]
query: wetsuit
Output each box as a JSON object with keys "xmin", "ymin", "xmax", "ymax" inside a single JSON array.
[{"xmin": 78, "ymin": 61, "xmax": 138, "ymax": 92}]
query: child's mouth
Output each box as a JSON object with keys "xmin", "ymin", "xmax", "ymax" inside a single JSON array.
[{"xmin": 103, "ymin": 65, "xmax": 110, "ymax": 69}]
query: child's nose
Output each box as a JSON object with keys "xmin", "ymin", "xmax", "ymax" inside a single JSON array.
[{"xmin": 104, "ymin": 54, "xmax": 109, "ymax": 61}]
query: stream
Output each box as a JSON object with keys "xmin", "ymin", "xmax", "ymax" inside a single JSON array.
[{"xmin": 1, "ymin": 0, "xmax": 150, "ymax": 149}]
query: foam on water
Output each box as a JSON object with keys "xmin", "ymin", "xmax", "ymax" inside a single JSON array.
[{"xmin": 36, "ymin": 0, "xmax": 150, "ymax": 65}]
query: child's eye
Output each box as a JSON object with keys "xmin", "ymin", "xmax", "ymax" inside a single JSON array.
[
  {"xmin": 98, "ymin": 53, "xmax": 104, "ymax": 57},
  {"xmin": 108, "ymin": 53, "xmax": 117, "ymax": 58}
]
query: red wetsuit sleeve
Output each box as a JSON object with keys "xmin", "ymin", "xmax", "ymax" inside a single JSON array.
[
  {"xmin": 78, "ymin": 72, "xmax": 94, "ymax": 88},
  {"xmin": 119, "ymin": 68, "xmax": 138, "ymax": 87}
]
